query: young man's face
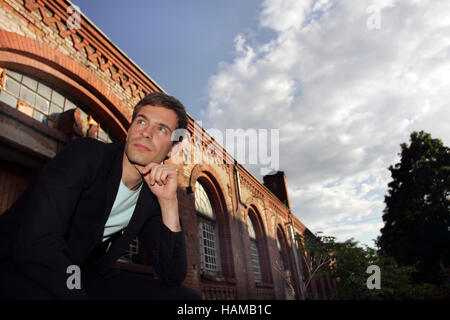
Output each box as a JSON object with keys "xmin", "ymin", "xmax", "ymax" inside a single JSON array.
[{"xmin": 125, "ymin": 105, "xmax": 178, "ymax": 166}]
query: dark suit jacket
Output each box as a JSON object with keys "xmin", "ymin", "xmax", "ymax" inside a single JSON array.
[{"xmin": 0, "ymin": 138, "xmax": 187, "ymax": 299}]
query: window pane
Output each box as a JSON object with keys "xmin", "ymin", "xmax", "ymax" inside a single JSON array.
[
  {"xmin": 4, "ymin": 76, "xmax": 20, "ymax": 97},
  {"xmin": 35, "ymin": 95, "xmax": 50, "ymax": 114},
  {"xmin": 199, "ymin": 222, "xmax": 221, "ymax": 273},
  {"xmin": 247, "ymin": 217, "xmax": 257, "ymax": 239},
  {"xmin": 64, "ymin": 99, "xmax": 76, "ymax": 111},
  {"xmin": 22, "ymin": 75, "xmax": 38, "ymax": 91},
  {"xmin": 20, "ymin": 86, "xmax": 36, "ymax": 106},
  {"xmin": 6, "ymin": 69, "xmax": 22, "ymax": 82},
  {"xmin": 250, "ymin": 240, "xmax": 262, "ymax": 282},
  {"xmin": 49, "ymin": 103, "xmax": 63, "ymax": 118},
  {"xmin": 195, "ymin": 181, "xmax": 215, "ymax": 219},
  {"xmin": 51, "ymin": 90, "xmax": 65, "ymax": 107},
  {"xmin": 0, "ymin": 90, "xmax": 18, "ymax": 108},
  {"xmin": 33, "ymin": 111, "xmax": 46, "ymax": 123},
  {"xmin": 37, "ymin": 82, "xmax": 52, "ymax": 100}
]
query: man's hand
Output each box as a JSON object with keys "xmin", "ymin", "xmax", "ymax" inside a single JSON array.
[
  {"xmin": 135, "ymin": 162, "xmax": 181, "ymax": 232},
  {"xmin": 135, "ymin": 162, "xmax": 178, "ymax": 201}
]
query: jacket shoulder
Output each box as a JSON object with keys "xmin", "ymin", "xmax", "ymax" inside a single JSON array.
[
  {"xmin": 64, "ymin": 137, "xmax": 108, "ymax": 151},
  {"xmin": 62, "ymin": 138, "xmax": 122, "ymax": 158},
  {"xmin": 40, "ymin": 138, "xmax": 122, "ymax": 181}
]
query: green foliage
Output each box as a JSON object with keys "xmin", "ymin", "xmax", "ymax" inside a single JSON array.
[
  {"xmin": 377, "ymin": 131, "xmax": 450, "ymax": 284},
  {"xmin": 295, "ymin": 231, "xmax": 336, "ymax": 291},
  {"xmin": 296, "ymin": 231, "xmax": 450, "ymax": 299},
  {"xmin": 328, "ymin": 238, "xmax": 377, "ymax": 299}
]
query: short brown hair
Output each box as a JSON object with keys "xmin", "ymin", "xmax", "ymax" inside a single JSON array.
[{"xmin": 132, "ymin": 92, "xmax": 188, "ymax": 131}]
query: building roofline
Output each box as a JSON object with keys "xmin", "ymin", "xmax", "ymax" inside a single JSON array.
[{"xmin": 66, "ymin": 0, "xmax": 164, "ymax": 93}]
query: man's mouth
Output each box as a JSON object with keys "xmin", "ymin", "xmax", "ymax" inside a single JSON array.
[{"xmin": 134, "ymin": 143, "xmax": 151, "ymax": 151}]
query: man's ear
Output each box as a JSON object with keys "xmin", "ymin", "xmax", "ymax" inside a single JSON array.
[{"xmin": 166, "ymin": 141, "xmax": 182, "ymax": 158}]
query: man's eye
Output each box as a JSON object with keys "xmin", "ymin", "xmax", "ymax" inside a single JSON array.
[
  {"xmin": 159, "ymin": 126, "xmax": 167, "ymax": 133},
  {"xmin": 137, "ymin": 119, "xmax": 145, "ymax": 125}
]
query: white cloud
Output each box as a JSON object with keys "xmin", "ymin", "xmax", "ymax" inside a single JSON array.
[
  {"xmin": 203, "ymin": 0, "xmax": 450, "ymax": 247},
  {"xmin": 316, "ymin": 221, "xmax": 385, "ymax": 248}
]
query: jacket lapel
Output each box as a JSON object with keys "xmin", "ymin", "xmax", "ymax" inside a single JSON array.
[{"xmin": 102, "ymin": 144, "xmax": 124, "ymax": 229}]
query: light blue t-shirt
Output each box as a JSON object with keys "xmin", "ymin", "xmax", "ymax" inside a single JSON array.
[{"xmin": 102, "ymin": 179, "xmax": 142, "ymax": 242}]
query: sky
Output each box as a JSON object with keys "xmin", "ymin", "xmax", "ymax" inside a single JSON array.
[{"xmin": 72, "ymin": 0, "xmax": 450, "ymax": 248}]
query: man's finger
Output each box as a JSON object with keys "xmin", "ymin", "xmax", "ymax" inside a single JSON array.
[
  {"xmin": 144, "ymin": 162, "xmax": 159, "ymax": 174},
  {"xmin": 160, "ymin": 170, "xmax": 169, "ymax": 184},
  {"xmin": 155, "ymin": 167, "xmax": 164, "ymax": 186},
  {"xmin": 150, "ymin": 166, "xmax": 160, "ymax": 185},
  {"xmin": 149, "ymin": 165, "xmax": 161, "ymax": 185},
  {"xmin": 136, "ymin": 162, "xmax": 158, "ymax": 175}
]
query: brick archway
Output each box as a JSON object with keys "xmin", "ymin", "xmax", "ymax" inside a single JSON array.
[{"xmin": 0, "ymin": 30, "xmax": 129, "ymax": 141}]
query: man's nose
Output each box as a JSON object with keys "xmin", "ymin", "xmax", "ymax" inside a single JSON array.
[{"xmin": 141, "ymin": 125, "xmax": 154, "ymax": 139}]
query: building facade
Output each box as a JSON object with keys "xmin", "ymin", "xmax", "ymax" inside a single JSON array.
[{"xmin": 0, "ymin": 0, "xmax": 335, "ymax": 299}]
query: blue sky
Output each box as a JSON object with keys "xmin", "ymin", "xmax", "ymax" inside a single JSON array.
[
  {"xmin": 71, "ymin": 0, "xmax": 450, "ymax": 249},
  {"xmin": 72, "ymin": 0, "xmax": 271, "ymax": 120}
]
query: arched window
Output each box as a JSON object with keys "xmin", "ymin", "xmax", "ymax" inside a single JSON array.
[
  {"xmin": 195, "ymin": 180, "xmax": 222, "ymax": 274},
  {"xmin": 276, "ymin": 233, "xmax": 287, "ymax": 272},
  {"xmin": 247, "ymin": 215, "xmax": 262, "ymax": 283},
  {"xmin": 277, "ymin": 227, "xmax": 295, "ymax": 299},
  {"xmin": 0, "ymin": 68, "xmax": 115, "ymax": 143}
]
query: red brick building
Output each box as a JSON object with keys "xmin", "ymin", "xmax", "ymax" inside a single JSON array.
[{"xmin": 0, "ymin": 0, "xmax": 335, "ymax": 299}]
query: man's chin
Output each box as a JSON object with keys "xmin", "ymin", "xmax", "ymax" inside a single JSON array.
[
  {"xmin": 125, "ymin": 150, "xmax": 164, "ymax": 167},
  {"xmin": 129, "ymin": 158, "xmax": 148, "ymax": 167},
  {"xmin": 129, "ymin": 156, "xmax": 164, "ymax": 167},
  {"xmin": 126, "ymin": 153, "xmax": 148, "ymax": 166}
]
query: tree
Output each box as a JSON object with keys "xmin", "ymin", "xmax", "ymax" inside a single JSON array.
[
  {"xmin": 329, "ymin": 238, "xmax": 378, "ymax": 299},
  {"xmin": 377, "ymin": 131, "xmax": 450, "ymax": 284},
  {"xmin": 295, "ymin": 231, "xmax": 336, "ymax": 298}
]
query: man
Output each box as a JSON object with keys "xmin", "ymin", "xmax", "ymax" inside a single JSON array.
[{"xmin": 0, "ymin": 92, "xmax": 200, "ymax": 300}]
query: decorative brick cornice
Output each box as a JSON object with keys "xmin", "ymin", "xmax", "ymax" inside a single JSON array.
[
  {"xmin": 238, "ymin": 166, "xmax": 291, "ymax": 220},
  {"xmin": 292, "ymin": 218, "xmax": 308, "ymax": 235},
  {"xmin": 238, "ymin": 171, "xmax": 265, "ymax": 200},
  {"xmin": 268, "ymin": 199, "xmax": 289, "ymax": 217},
  {"xmin": 21, "ymin": 0, "xmax": 162, "ymax": 103},
  {"xmin": 187, "ymin": 121, "xmax": 235, "ymax": 165}
]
